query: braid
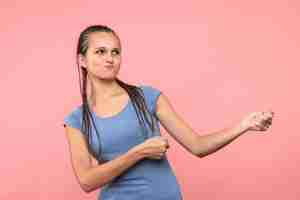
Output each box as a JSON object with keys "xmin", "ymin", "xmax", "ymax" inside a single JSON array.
[{"xmin": 75, "ymin": 25, "xmax": 158, "ymax": 163}]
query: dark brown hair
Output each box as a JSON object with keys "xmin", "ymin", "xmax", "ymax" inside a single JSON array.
[{"xmin": 76, "ymin": 25, "xmax": 157, "ymax": 164}]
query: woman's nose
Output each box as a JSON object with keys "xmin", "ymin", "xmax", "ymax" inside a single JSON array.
[{"xmin": 105, "ymin": 53, "xmax": 114, "ymax": 62}]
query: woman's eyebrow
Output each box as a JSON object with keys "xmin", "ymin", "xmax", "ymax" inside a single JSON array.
[{"xmin": 94, "ymin": 46, "xmax": 120, "ymax": 50}]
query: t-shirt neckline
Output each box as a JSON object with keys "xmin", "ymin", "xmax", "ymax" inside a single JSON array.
[{"xmin": 91, "ymin": 96, "xmax": 131, "ymax": 120}]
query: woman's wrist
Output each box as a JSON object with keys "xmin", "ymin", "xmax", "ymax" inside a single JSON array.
[
  {"xmin": 232, "ymin": 122, "xmax": 250, "ymax": 135},
  {"xmin": 129, "ymin": 145, "xmax": 146, "ymax": 161}
]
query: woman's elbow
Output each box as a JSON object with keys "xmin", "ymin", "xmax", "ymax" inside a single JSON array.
[
  {"xmin": 81, "ymin": 184, "xmax": 92, "ymax": 193},
  {"xmin": 80, "ymin": 179, "xmax": 99, "ymax": 193},
  {"xmin": 80, "ymin": 174, "xmax": 105, "ymax": 193},
  {"xmin": 78, "ymin": 173, "xmax": 97, "ymax": 193},
  {"xmin": 78, "ymin": 177, "xmax": 92, "ymax": 193},
  {"xmin": 190, "ymin": 143, "xmax": 206, "ymax": 158},
  {"xmin": 191, "ymin": 148, "xmax": 205, "ymax": 158}
]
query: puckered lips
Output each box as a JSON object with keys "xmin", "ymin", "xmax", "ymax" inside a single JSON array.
[{"xmin": 104, "ymin": 65, "xmax": 114, "ymax": 69}]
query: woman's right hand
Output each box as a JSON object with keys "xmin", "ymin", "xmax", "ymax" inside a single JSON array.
[{"xmin": 134, "ymin": 136, "xmax": 170, "ymax": 160}]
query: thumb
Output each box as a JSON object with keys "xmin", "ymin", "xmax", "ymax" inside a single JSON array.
[
  {"xmin": 161, "ymin": 137, "xmax": 170, "ymax": 147},
  {"xmin": 160, "ymin": 136, "xmax": 168, "ymax": 141}
]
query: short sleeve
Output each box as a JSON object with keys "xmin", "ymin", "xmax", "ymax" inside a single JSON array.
[
  {"xmin": 63, "ymin": 106, "xmax": 84, "ymax": 133},
  {"xmin": 140, "ymin": 85, "xmax": 162, "ymax": 115}
]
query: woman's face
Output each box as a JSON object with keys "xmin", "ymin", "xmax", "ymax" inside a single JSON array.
[{"xmin": 79, "ymin": 31, "xmax": 122, "ymax": 81}]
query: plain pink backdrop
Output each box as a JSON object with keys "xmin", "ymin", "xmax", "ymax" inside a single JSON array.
[{"xmin": 1, "ymin": 0, "xmax": 299, "ymax": 199}]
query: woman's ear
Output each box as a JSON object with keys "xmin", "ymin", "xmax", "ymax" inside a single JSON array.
[{"xmin": 78, "ymin": 54, "xmax": 87, "ymax": 69}]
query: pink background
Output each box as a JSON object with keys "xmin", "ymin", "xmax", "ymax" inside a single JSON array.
[{"xmin": 1, "ymin": 0, "xmax": 299, "ymax": 199}]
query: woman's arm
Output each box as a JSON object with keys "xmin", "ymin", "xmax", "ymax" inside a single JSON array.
[
  {"xmin": 155, "ymin": 93, "xmax": 271, "ymax": 158},
  {"xmin": 82, "ymin": 147, "xmax": 144, "ymax": 192},
  {"xmin": 64, "ymin": 125, "xmax": 145, "ymax": 193},
  {"xmin": 187, "ymin": 125, "xmax": 248, "ymax": 157}
]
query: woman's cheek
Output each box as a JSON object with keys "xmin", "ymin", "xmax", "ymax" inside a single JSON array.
[
  {"xmin": 92, "ymin": 59, "xmax": 104, "ymax": 67},
  {"xmin": 92, "ymin": 56, "xmax": 101, "ymax": 63}
]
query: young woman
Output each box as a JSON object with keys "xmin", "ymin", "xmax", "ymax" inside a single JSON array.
[{"xmin": 63, "ymin": 25, "xmax": 274, "ymax": 200}]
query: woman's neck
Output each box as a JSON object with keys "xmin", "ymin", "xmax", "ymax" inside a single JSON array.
[{"xmin": 86, "ymin": 76, "xmax": 124, "ymax": 107}]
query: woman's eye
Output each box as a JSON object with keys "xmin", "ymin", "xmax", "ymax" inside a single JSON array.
[
  {"xmin": 112, "ymin": 50, "xmax": 120, "ymax": 55},
  {"xmin": 96, "ymin": 49, "xmax": 105, "ymax": 54},
  {"xmin": 95, "ymin": 49, "xmax": 120, "ymax": 55}
]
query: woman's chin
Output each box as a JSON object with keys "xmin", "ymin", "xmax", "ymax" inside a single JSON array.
[{"xmin": 98, "ymin": 75, "xmax": 118, "ymax": 81}]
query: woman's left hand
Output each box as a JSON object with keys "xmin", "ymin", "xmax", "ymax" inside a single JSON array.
[{"xmin": 239, "ymin": 110, "xmax": 274, "ymax": 132}]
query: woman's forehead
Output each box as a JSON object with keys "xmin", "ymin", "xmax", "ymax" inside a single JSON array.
[{"xmin": 88, "ymin": 32, "xmax": 120, "ymax": 48}]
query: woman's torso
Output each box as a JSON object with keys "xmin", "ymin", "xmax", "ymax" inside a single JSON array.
[{"xmin": 64, "ymin": 85, "xmax": 183, "ymax": 200}]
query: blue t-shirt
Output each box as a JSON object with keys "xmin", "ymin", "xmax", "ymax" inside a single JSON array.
[{"xmin": 63, "ymin": 85, "xmax": 183, "ymax": 200}]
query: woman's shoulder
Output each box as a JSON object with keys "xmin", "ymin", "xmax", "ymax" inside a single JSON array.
[
  {"xmin": 65, "ymin": 104, "xmax": 84, "ymax": 119},
  {"xmin": 136, "ymin": 84, "xmax": 162, "ymax": 114},
  {"xmin": 63, "ymin": 104, "xmax": 84, "ymax": 130},
  {"xmin": 138, "ymin": 84, "xmax": 161, "ymax": 94}
]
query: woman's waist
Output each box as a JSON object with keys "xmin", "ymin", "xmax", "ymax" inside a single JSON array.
[{"xmin": 105, "ymin": 157, "xmax": 176, "ymax": 185}]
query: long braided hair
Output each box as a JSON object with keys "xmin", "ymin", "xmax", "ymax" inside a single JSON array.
[{"xmin": 76, "ymin": 25, "xmax": 158, "ymax": 164}]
